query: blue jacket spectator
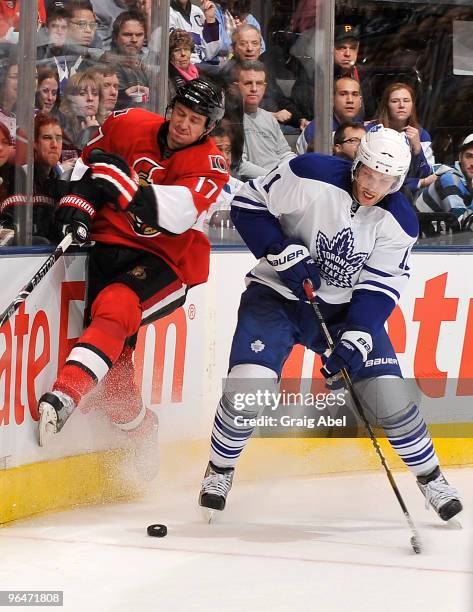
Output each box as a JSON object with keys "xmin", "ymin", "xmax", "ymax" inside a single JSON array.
[{"xmin": 415, "ymin": 133, "xmax": 473, "ymax": 230}]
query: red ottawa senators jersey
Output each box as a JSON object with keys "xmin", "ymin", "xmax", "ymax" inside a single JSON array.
[{"xmin": 81, "ymin": 108, "xmax": 229, "ymax": 286}]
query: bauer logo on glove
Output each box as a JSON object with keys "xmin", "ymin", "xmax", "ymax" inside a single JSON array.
[
  {"xmin": 320, "ymin": 329, "xmax": 373, "ymax": 387},
  {"xmin": 266, "ymin": 240, "xmax": 321, "ymax": 301}
]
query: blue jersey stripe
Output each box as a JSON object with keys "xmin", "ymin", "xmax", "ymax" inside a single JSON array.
[
  {"xmin": 233, "ymin": 195, "xmax": 267, "ymax": 208},
  {"xmin": 359, "ymin": 280, "xmax": 401, "ymax": 301}
]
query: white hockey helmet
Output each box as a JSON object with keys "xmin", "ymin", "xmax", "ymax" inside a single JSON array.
[{"xmin": 352, "ymin": 124, "xmax": 412, "ymax": 194}]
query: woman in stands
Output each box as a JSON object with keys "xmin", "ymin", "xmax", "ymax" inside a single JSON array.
[
  {"xmin": 168, "ymin": 29, "xmax": 199, "ymax": 99},
  {"xmin": 59, "ymin": 68, "xmax": 106, "ymax": 152},
  {"xmin": 0, "ymin": 60, "xmax": 18, "ymax": 144},
  {"xmin": 371, "ymin": 82, "xmax": 436, "ymax": 193},
  {"xmin": 36, "ymin": 67, "xmax": 61, "ymax": 117}
]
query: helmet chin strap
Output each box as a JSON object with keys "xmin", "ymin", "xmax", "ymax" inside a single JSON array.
[{"xmin": 351, "ymin": 176, "xmax": 362, "ymax": 214}]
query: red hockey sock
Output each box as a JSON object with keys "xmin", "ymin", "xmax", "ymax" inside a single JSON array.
[
  {"xmin": 100, "ymin": 346, "xmax": 144, "ymax": 426},
  {"xmin": 54, "ymin": 283, "xmax": 142, "ymax": 406}
]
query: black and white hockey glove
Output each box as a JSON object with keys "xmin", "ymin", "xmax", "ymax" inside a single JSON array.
[
  {"xmin": 321, "ymin": 330, "xmax": 372, "ymax": 387},
  {"xmin": 88, "ymin": 149, "xmax": 139, "ymax": 212},
  {"xmin": 55, "ymin": 169, "xmax": 102, "ymax": 244},
  {"xmin": 266, "ymin": 240, "xmax": 320, "ymax": 301}
]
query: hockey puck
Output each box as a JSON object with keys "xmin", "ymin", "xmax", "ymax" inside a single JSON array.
[{"xmin": 147, "ymin": 523, "xmax": 167, "ymax": 538}]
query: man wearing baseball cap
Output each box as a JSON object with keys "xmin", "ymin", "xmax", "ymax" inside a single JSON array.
[
  {"xmin": 334, "ymin": 23, "xmax": 375, "ymax": 119},
  {"xmin": 334, "ymin": 24, "xmax": 360, "ymax": 74},
  {"xmin": 415, "ymin": 133, "xmax": 473, "ymax": 230},
  {"xmin": 291, "ymin": 22, "xmax": 375, "ymax": 124}
]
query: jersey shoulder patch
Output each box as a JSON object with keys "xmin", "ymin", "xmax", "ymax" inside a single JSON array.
[
  {"xmin": 289, "ymin": 154, "xmax": 352, "ymax": 194},
  {"xmin": 209, "ymin": 154, "xmax": 228, "ymax": 173},
  {"xmin": 378, "ymin": 192, "xmax": 419, "ymax": 238}
]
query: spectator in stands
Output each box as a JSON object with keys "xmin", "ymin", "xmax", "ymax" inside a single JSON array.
[
  {"xmin": 333, "ymin": 24, "xmax": 375, "ymax": 120},
  {"xmin": 415, "ymin": 133, "xmax": 473, "ymax": 231},
  {"xmin": 37, "ymin": 7, "xmax": 70, "ymax": 93},
  {"xmin": 0, "ymin": 122, "xmax": 17, "ymax": 245},
  {"xmin": 169, "ymin": 0, "xmax": 222, "ymax": 70},
  {"xmin": 234, "ymin": 60, "xmax": 295, "ymax": 179},
  {"xmin": 90, "ymin": 0, "xmax": 138, "ymax": 50},
  {"xmin": 93, "ymin": 65, "xmax": 119, "ymax": 117},
  {"xmin": 375, "ymin": 82, "xmax": 434, "ymax": 165},
  {"xmin": 205, "ymin": 124, "xmax": 243, "ymax": 226},
  {"xmin": 63, "ymin": 0, "xmax": 104, "ymax": 75},
  {"xmin": 0, "ymin": 59, "xmax": 19, "ymax": 144},
  {"xmin": 291, "ymin": 23, "xmax": 375, "ymax": 124},
  {"xmin": 36, "ymin": 68, "xmax": 61, "ymax": 116},
  {"xmin": 30, "ymin": 113, "xmax": 66, "ymax": 242},
  {"xmin": 0, "ymin": 114, "xmax": 64, "ymax": 245},
  {"xmin": 44, "ymin": 7, "xmax": 69, "ymax": 49},
  {"xmin": 332, "ymin": 121, "xmax": 366, "ymax": 161},
  {"xmin": 214, "ymin": 0, "xmax": 265, "ymax": 62},
  {"xmin": 107, "ymin": 10, "xmax": 149, "ymax": 108},
  {"xmin": 60, "ymin": 67, "xmax": 105, "ymax": 151},
  {"xmin": 168, "ymin": 29, "xmax": 199, "ymax": 99},
  {"xmin": 371, "ymin": 82, "xmax": 435, "ymax": 193},
  {"xmin": 296, "ymin": 76, "xmax": 362, "ymax": 154},
  {"xmin": 220, "ymin": 24, "xmax": 301, "ymax": 131},
  {"xmin": 0, "ymin": 0, "xmax": 46, "ymax": 43}
]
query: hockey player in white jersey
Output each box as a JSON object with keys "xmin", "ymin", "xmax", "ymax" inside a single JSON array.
[{"xmin": 199, "ymin": 125, "xmax": 462, "ymax": 522}]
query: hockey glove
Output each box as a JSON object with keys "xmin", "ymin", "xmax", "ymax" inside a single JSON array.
[
  {"xmin": 266, "ymin": 240, "xmax": 320, "ymax": 301},
  {"xmin": 321, "ymin": 330, "xmax": 373, "ymax": 388},
  {"xmin": 88, "ymin": 149, "xmax": 139, "ymax": 211},
  {"xmin": 55, "ymin": 169, "xmax": 102, "ymax": 244}
]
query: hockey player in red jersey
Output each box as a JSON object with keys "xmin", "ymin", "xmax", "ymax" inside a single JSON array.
[{"xmin": 38, "ymin": 79, "xmax": 228, "ymax": 451}]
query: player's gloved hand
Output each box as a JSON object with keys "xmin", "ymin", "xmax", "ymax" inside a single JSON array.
[
  {"xmin": 321, "ymin": 330, "xmax": 373, "ymax": 387},
  {"xmin": 88, "ymin": 149, "xmax": 139, "ymax": 211},
  {"xmin": 266, "ymin": 240, "xmax": 320, "ymax": 301},
  {"xmin": 55, "ymin": 169, "xmax": 102, "ymax": 244},
  {"xmin": 56, "ymin": 194, "xmax": 95, "ymax": 244}
]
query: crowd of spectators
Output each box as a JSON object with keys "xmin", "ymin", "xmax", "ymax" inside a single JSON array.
[{"xmin": 0, "ymin": 0, "xmax": 472, "ymax": 246}]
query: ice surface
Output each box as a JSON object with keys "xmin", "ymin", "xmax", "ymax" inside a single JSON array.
[{"xmin": 1, "ymin": 467, "xmax": 471, "ymax": 612}]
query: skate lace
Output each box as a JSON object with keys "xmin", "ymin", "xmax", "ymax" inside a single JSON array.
[
  {"xmin": 423, "ymin": 477, "xmax": 459, "ymax": 510},
  {"xmin": 202, "ymin": 471, "xmax": 233, "ymax": 497}
]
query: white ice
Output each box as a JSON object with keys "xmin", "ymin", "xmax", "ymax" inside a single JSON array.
[{"xmin": 1, "ymin": 467, "xmax": 471, "ymax": 612}]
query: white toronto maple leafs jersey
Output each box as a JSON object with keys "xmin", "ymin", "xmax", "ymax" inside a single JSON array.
[{"xmin": 231, "ymin": 154, "xmax": 418, "ymax": 334}]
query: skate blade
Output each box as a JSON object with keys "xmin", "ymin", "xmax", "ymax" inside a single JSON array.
[
  {"xmin": 446, "ymin": 518, "xmax": 462, "ymax": 529},
  {"xmin": 39, "ymin": 423, "xmax": 57, "ymax": 447},
  {"xmin": 201, "ymin": 508, "xmax": 216, "ymax": 524}
]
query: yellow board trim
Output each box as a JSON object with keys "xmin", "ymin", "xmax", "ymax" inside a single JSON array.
[
  {"xmin": 2, "ymin": 437, "xmax": 472, "ymax": 524},
  {"xmin": 158, "ymin": 436, "xmax": 473, "ymax": 484},
  {"xmin": 0, "ymin": 449, "xmax": 145, "ymax": 525}
]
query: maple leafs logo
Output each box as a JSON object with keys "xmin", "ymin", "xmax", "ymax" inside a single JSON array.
[{"xmin": 315, "ymin": 228, "xmax": 368, "ymax": 288}]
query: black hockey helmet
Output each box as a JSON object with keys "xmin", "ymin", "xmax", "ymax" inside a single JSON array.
[{"xmin": 171, "ymin": 79, "xmax": 225, "ymax": 128}]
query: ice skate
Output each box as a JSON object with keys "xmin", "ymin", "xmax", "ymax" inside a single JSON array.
[
  {"xmin": 199, "ymin": 462, "xmax": 234, "ymax": 521},
  {"xmin": 38, "ymin": 391, "xmax": 76, "ymax": 447},
  {"xmin": 417, "ymin": 466, "xmax": 463, "ymax": 522}
]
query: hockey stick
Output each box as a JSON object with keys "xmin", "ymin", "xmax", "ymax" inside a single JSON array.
[
  {"xmin": 0, "ymin": 233, "xmax": 74, "ymax": 328},
  {"xmin": 303, "ymin": 280, "xmax": 422, "ymax": 554}
]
